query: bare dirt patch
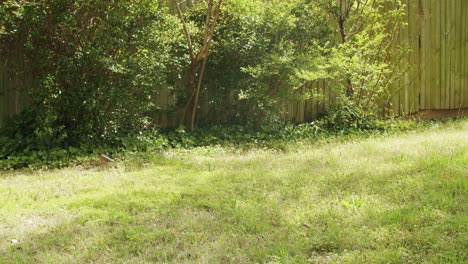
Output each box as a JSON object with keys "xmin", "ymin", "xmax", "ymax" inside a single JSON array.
[{"xmin": 405, "ymin": 109, "xmax": 467, "ymax": 120}]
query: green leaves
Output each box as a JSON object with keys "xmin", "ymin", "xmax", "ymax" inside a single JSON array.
[
  {"xmin": 196, "ymin": 0, "xmax": 332, "ymax": 124},
  {"xmin": 0, "ymin": 0, "xmax": 412, "ymax": 168},
  {"xmin": 0, "ymin": 0, "xmax": 187, "ymax": 168},
  {"xmin": 307, "ymin": 0, "xmax": 409, "ymax": 120},
  {"xmin": 1, "ymin": 0, "xmax": 183, "ymax": 141}
]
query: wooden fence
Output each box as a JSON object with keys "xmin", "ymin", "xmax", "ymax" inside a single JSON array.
[
  {"xmin": 1, "ymin": 0, "xmax": 467, "ymax": 128},
  {"xmin": 0, "ymin": 54, "xmax": 30, "ymax": 129},
  {"xmin": 282, "ymin": 0, "xmax": 468, "ymax": 121},
  {"xmin": 391, "ymin": 0, "xmax": 468, "ymax": 115}
]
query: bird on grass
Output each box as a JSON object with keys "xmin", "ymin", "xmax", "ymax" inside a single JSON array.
[{"xmin": 98, "ymin": 153, "xmax": 115, "ymax": 164}]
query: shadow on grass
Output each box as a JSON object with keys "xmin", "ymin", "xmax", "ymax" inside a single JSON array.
[{"xmin": 2, "ymin": 145, "xmax": 467, "ymax": 263}]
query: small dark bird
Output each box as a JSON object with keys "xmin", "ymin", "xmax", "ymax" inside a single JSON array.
[{"xmin": 98, "ymin": 153, "xmax": 115, "ymax": 164}]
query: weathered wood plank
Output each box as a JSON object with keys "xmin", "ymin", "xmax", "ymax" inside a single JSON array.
[
  {"xmin": 462, "ymin": 0, "xmax": 466, "ymax": 108},
  {"xmin": 406, "ymin": 0, "xmax": 413, "ymax": 113},
  {"xmin": 5, "ymin": 62, "xmax": 11, "ymax": 123},
  {"xmin": 413, "ymin": 0, "xmax": 420, "ymax": 112},
  {"xmin": 439, "ymin": 0, "xmax": 447, "ymax": 108},
  {"xmin": 310, "ymin": 82, "xmax": 317, "ymax": 120},
  {"xmin": 450, "ymin": 0, "xmax": 456, "ymax": 108},
  {"xmin": 419, "ymin": 0, "xmax": 426, "ymax": 109},
  {"xmin": 432, "ymin": 0, "xmax": 440, "ymax": 109},
  {"xmin": 299, "ymin": 101, "xmax": 307, "ymax": 123},
  {"xmin": 319, "ymin": 80, "xmax": 325, "ymax": 113},
  {"xmin": 0, "ymin": 62, "xmax": 4, "ymax": 127},
  {"xmin": 445, "ymin": 0, "xmax": 451, "ymax": 108},
  {"xmin": 424, "ymin": 0, "xmax": 431, "ymax": 110},
  {"xmin": 325, "ymin": 79, "xmax": 330, "ymax": 113},
  {"xmin": 465, "ymin": 0, "xmax": 468, "ymax": 107},
  {"xmin": 459, "ymin": 0, "xmax": 465, "ymax": 108},
  {"xmin": 391, "ymin": 7, "xmax": 401, "ymax": 116},
  {"xmin": 401, "ymin": 1, "xmax": 409, "ymax": 114},
  {"xmin": 454, "ymin": 0, "xmax": 460, "ymax": 109},
  {"xmin": 303, "ymin": 97, "xmax": 310, "ymax": 122}
]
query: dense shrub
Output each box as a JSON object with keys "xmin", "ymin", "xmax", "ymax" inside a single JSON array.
[
  {"xmin": 0, "ymin": 0, "xmax": 408, "ymax": 169},
  {"xmin": 315, "ymin": 98, "xmax": 381, "ymax": 132},
  {"xmin": 194, "ymin": 0, "xmax": 333, "ymax": 125},
  {"xmin": 1, "ymin": 0, "xmax": 407, "ymax": 131},
  {"xmin": 303, "ymin": 0, "xmax": 408, "ymax": 117},
  {"xmin": 1, "ymin": 0, "xmax": 183, "ymax": 144},
  {"xmin": 175, "ymin": 0, "xmax": 407, "ymax": 126}
]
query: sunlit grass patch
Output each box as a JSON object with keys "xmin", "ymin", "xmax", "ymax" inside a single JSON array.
[{"xmin": 0, "ymin": 119, "xmax": 467, "ymax": 263}]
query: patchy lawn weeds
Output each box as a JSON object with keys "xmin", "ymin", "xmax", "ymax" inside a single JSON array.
[{"xmin": 0, "ymin": 119, "xmax": 467, "ymax": 263}]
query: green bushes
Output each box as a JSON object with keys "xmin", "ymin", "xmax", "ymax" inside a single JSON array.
[
  {"xmin": 180, "ymin": 0, "xmax": 407, "ymax": 126},
  {"xmin": 197, "ymin": 0, "xmax": 333, "ymax": 125},
  {"xmin": 299, "ymin": 0, "xmax": 408, "ymax": 118},
  {"xmin": 0, "ymin": 0, "xmax": 407, "ymax": 131},
  {"xmin": 1, "ymin": 0, "xmax": 182, "ymax": 143},
  {"xmin": 0, "ymin": 0, "xmax": 183, "ymax": 168},
  {"xmin": 0, "ymin": 0, "xmax": 409, "ymax": 169},
  {"xmin": 316, "ymin": 98, "xmax": 381, "ymax": 132},
  {"xmin": 0, "ymin": 120, "xmax": 318, "ymax": 169},
  {"xmin": 3, "ymin": 115, "xmax": 466, "ymax": 169}
]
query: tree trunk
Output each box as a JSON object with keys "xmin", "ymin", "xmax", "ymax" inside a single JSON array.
[
  {"xmin": 335, "ymin": 0, "xmax": 354, "ymax": 98},
  {"xmin": 176, "ymin": 0, "xmax": 222, "ymax": 131},
  {"xmin": 190, "ymin": 51, "xmax": 210, "ymax": 130},
  {"xmin": 184, "ymin": 61, "xmax": 197, "ymax": 129}
]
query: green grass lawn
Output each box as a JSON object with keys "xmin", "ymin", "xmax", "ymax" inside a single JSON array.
[{"xmin": 1, "ymin": 120, "xmax": 467, "ymax": 263}]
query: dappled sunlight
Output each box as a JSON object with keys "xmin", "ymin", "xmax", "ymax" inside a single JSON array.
[{"xmin": 0, "ymin": 120, "xmax": 467, "ymax": 262}]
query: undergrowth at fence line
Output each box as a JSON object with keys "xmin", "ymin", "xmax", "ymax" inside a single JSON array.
[{"xmin": 0, "ymin": 116, "xmax": 466, "ymax": 170}]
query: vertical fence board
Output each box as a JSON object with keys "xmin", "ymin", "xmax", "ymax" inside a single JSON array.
[
  {"xmin": 412, "ymin": 0, "xmax": 420, "ymax": 112},
  {"xmin": 303, "ymin": 96, "xmax": 309, "ymax": 122},
  {"xmin": 465, "ymin": 0, "xmax": 468, "ymax": 107},
  {"xmin": 400, "ymin": 5, "xmax": 407, "ymax": 115},
  {"xmin": 0, "ymin": 62, "xmax": 4, "ymax": 127},
  {"xmin": 440, "ymin": 1, "xmax": 447, "ymax": 108},
  {"xmin": 460, "ymin": 0, "xmax": 464, "ymax": 108},
  {"xmin": 450, "ymin": 0, "xmax": 455, "ymax": 108},
  {"xmin": 454, "ymin": 0, "xmax": 460, "ymax": 108},
  {"xmin": 5, "ymin": 62, "xmax": 10, "ymax": 122},
  {"xmin": 464, "ymin": 0, "xmax": 467, "ymax": 108},
  {"xmin": 300, "ymin": 101, "xmax": 305, "ymax": 122},
  {"xmin": 461, "ymin": 0, "xmax": 464, "ymax": 108},
  {"xmin": 315, "ymin": 81, "xmax": 321, "ymax": 119},
  {"xmin": 419, "ymin": 0, "xmax": 426, "ymax": 109},
  {"xmin": 453, "ymin": 0, "xmax": 459, "ymax": 108},
  {"xmin": 462, "ymin": 0, "xmax": 466, "ymax": 108},
  {"xmin": 429, "ymin": 0, "xmax": 435, "ymax": 109},
  {"xmin": 325, "ymin": 80, "xmax": 331, "ymax": 112},
  {"xmin": 406, "ymin": 0, "xmax": 412, "ymax": 114},
  {"xmin": 444, "ymin": 1, "xmax": 451, "ymax": 108},
  {"xmin": 446, "ymin": 0, "xmax": 451, "ymax": 108},
  {"xmin": 457, "ymin": 0, "xmax": 462, "ymax": 108},
  {"xmin": 440, "ymin": 0, "xmax": 445, "ymax": 108},
  {"xmin": 425, "ymin": 0, "xmax": 432, "ymax": 109},
  {"xmin": 432, "ymin": 0, "xmax": 440, "ymax": 109},
  {"xmin": 466, "ymin": 0, "xmax": 468, "ymax": 108},
  {"xmin": 320, "ymin": 80, "xmax": 324, "ymax": 116},
  {"xmin": 310, "ymin": 83, "xmax": 317, "ymax": 120},
  {"xmin": 457, "ymin": 0, "xmax": 463, "ymax": 109}
]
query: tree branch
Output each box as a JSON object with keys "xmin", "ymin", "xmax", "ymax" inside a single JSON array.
[
  {"xmin": 175, "ymin": 0, "xmax": 195, "ymax": 60},
  {"xmin": 195, "ymin": 0, "xmax": 222, "ymax": 62},
  {"xmin": 190, "ymin": 0, "xmax": 222, "ymax": 129}
]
